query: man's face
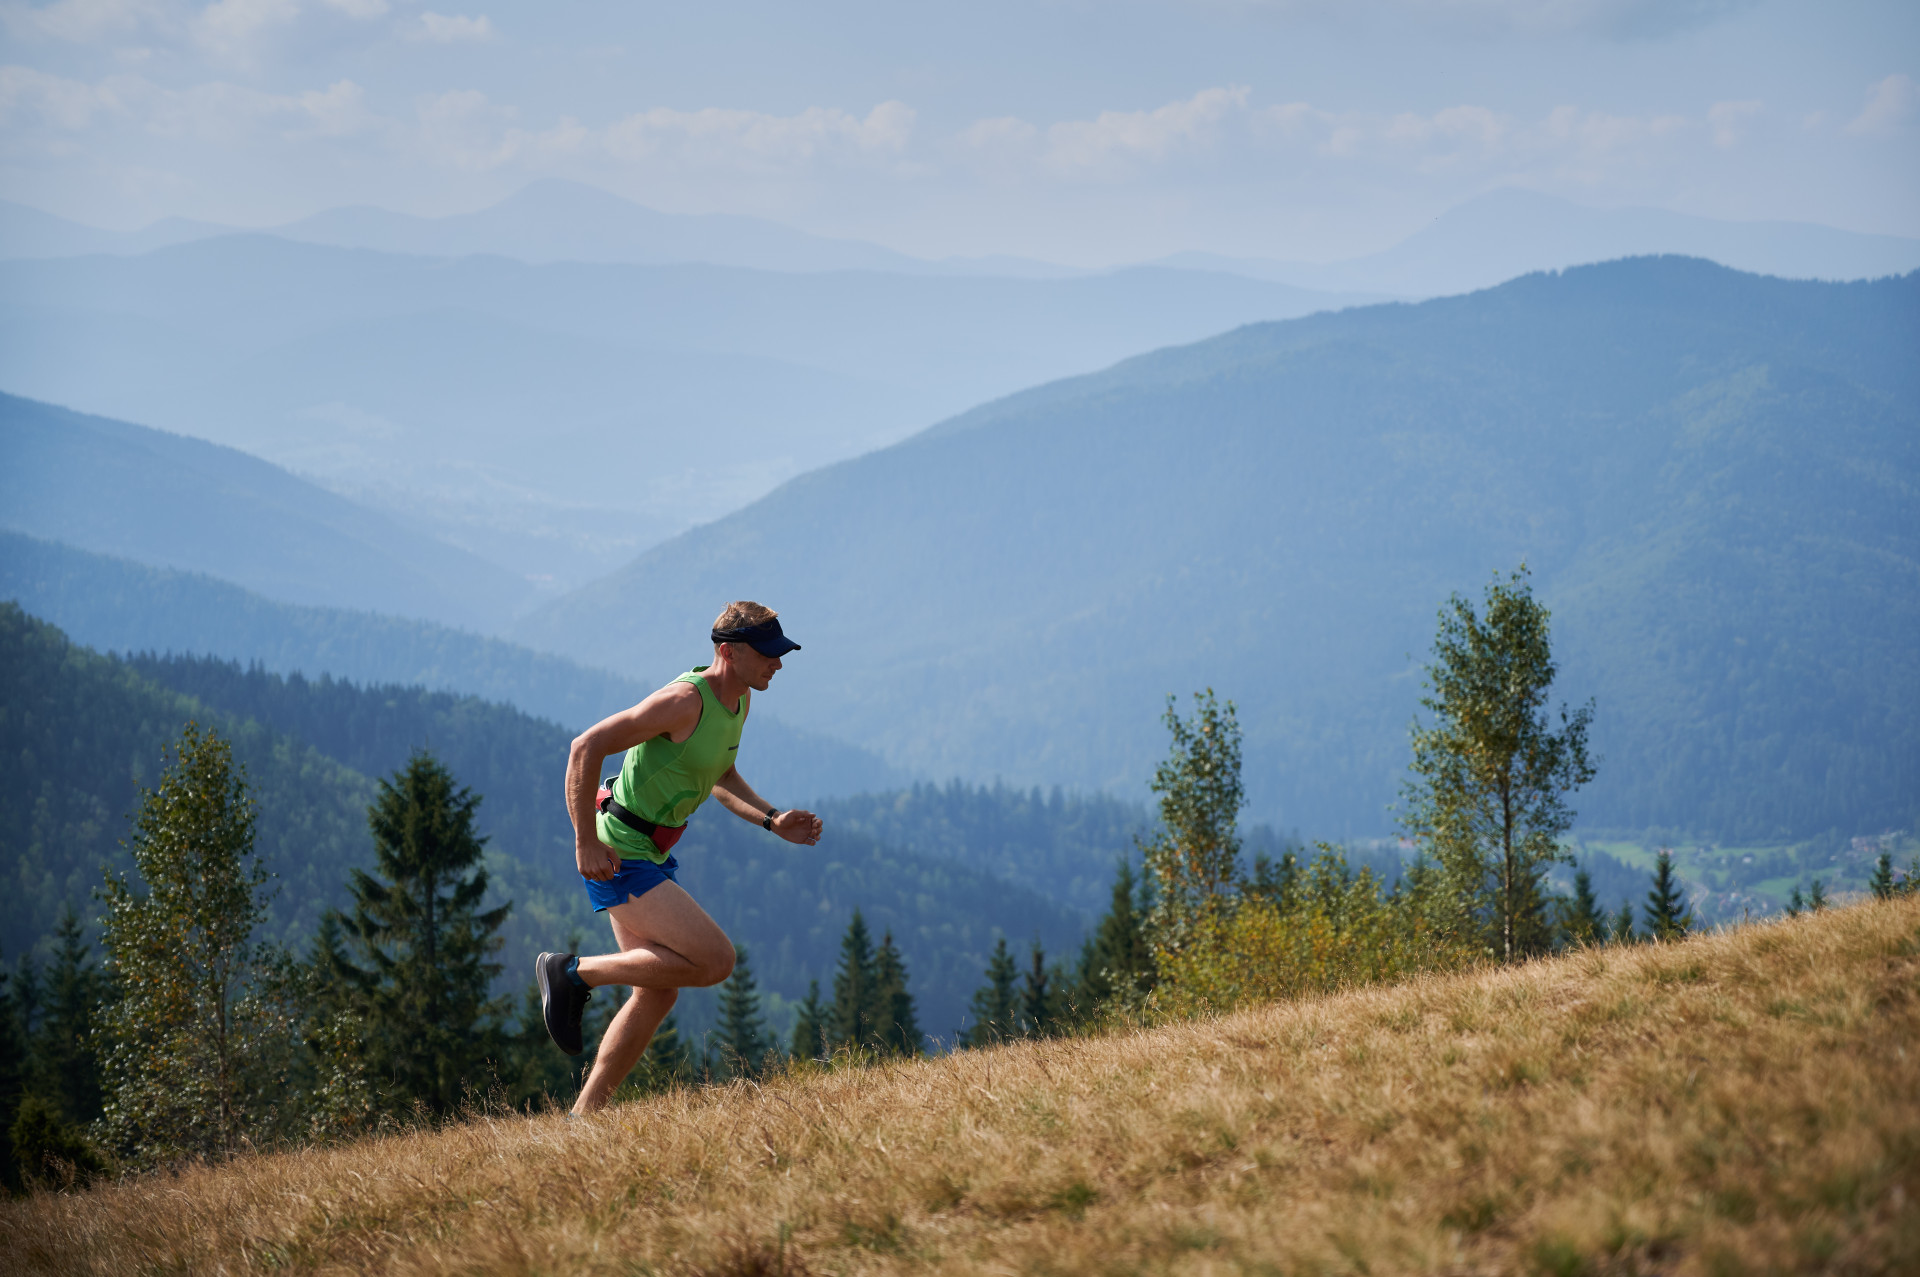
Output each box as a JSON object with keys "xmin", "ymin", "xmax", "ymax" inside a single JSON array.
[{"xmin": 734, "ymin": 643, "xmax": 783, "ymax": 691}]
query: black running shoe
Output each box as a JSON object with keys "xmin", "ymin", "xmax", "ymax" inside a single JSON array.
[{"xmin": 536, "ymin": 951, "xmax": 591, "ymax": 1055}]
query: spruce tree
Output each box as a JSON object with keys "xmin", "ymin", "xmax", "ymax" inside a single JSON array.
[
  {"xmin": 29, "ymin": 907, "xmax": 105, "ymax": 1126},
  {"xmin": 1021, "ymin": 941, "xmax": 1061, "ymax": 1037},
  {"xmin": 0, "ymin": 953, "xmax": 25, "ymax": 1192},
  {"xmin": 1807, "ymin": 878, "xmax": 1828, "ymax": 912},
  {"xmin": 1401, "ymin": 567, "xmax": 1596, "ymax": 962},
  {"xmin": 629, "ymin": 1011, "xmax": 694, "ymax": 1093},
  {"xmin": 827, "ymin": 910, "xmax": 879, "ymax": 1052},
  {"xmin": 714, "ymin": 947, "xmax": 771, "ymax": 1078},
  {"xmin": 1870, "ymin": 854, "xmax": 1896, "ymax": 900},
  {"xmin": 964, "ymin": 937, "xmax": 1021, "ymax": 1047},
  {"xmin": 97, "ymin": 722, "xmax": 292, "ymax": 1166},
  {"xmin": 1560, "ymin": 868, "xmax": 1609, "ymax": 948},
  {"xmin": 1785, "ymin": 886, "xmax": 1805, "ymax": 919},
  {"xmin": 1073, "ymin": 863, "xmax": 1157, "ymax": 1014},
  {"xmin": 1609, "ymin": 900, "xmax": 1637, "ymax": 944},
  {"xmin": 324, "ymin": 752, "xmax": 510, "ymax": 1118},
  {"xmin": 871, "ymin": 932, "xmax": 923, "ymax": 1057},
  {"xmin": 1643, "ymin": 849, "xmax": 1696, "ymax": 941},
  {"xmin": 790, "ymin": 980, "xmax": 826, "ymax": 1061}
]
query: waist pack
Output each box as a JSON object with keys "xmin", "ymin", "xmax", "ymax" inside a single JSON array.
[{"xmin": 597, "ymin": 776, "xmax": 687, "ymax": 854}]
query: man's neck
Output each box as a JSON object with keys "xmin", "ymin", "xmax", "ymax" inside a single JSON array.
[{"xmin": 701, "ymin": 651, "xmax": 748, "ymax": 711}]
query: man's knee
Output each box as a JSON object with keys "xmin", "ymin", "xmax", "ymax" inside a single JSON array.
[{"xmin": 700, "ymin": 939, "xmax": 737, "ymax": 987}]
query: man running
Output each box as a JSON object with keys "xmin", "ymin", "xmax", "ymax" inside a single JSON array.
[{"xmin": 536, "ymin": 600, "xmax": 823, "ymax": 1114}]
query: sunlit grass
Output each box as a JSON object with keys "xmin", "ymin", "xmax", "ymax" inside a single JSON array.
[{"xmin": 5, "ymin": 899, "xmax": 1916, "ymax": 1275}]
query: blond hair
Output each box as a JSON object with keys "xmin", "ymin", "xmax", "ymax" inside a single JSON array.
[{"xmin": 713, "ymin": 601, "xmax": 778, "ymax": 634}]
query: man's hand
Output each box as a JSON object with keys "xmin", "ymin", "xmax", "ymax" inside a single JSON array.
[
  {"xmin": 772, "ymin": 809, "xmax": 823, "ymax": 847},
  {"xmin": 576, "ymin": 837, "xmax": 621, "ymax": 881}
]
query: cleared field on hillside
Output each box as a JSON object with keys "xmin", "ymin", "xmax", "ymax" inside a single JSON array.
[{"xmin": 6, "ymin": 900, "xmax": 1917, "ymax": 1276}]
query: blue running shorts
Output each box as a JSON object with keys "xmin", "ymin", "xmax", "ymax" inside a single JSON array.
[{"xmin": 582, "ymin": 855, "xmax": 679, "ymax": 912}]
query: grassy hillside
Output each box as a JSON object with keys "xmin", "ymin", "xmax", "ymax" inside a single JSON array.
[
  {"xmin": 0, "ymin": 393, "xmax": 530, "ymax": 629},
  {"xmin": 6, "ymin": 898, "xmax": 1913, "ymax": 1273},
  {"xmin": 520, "ymin": 258, "xmax": 1920, "ymax": 842}
]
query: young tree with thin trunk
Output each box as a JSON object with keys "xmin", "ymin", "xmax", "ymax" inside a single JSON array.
[
  {"xmin": 97, "ymin": 722, "xmax": 291, "ymax": 1166},
  {"xmin": 1140, "ymin": 689, "xmax": 1245, "ymax": 959},
  {"xmin": 1401, "ymin": 567, "xmax": 1596, "ymax": 962}
]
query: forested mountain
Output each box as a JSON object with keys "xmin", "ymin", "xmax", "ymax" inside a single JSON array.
[
  {"xmin": 0, "ymin": 608, "xmax": 1090, "ymax": 1041},
  {"xmin": 0, "ymin": 237, "xmax": 1368, "ymax": 587},
  {"xmin": 0, "ymin": 530, "xmax": 906, "ymax": 800},
  {"xmin": 0, "ymin": 394, "xmax": 530, "ymax": 628},
  {"xmin": 520, "ymin": 258, "xmax": 1920, "ymax": 841}
]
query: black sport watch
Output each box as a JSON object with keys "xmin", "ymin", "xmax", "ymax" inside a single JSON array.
[{"xmin": 762, "ymin": 808, "xmax": 780, "ymax": 830}]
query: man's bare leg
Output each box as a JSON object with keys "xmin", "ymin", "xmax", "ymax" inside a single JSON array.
[{"xmin": 572, "ymin": 881, "xmax": 735, "ymax": 1115}]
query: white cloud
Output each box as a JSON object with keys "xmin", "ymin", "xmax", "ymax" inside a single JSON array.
[
  {"xmin": 603, "ymin": 100, "xmax": 916, "ymax": 173},
  {"xmin": 414, "ymin": 11, "xmax": 493, "ymax": 43},
  {"xmin": 318, "ymin": 0, "xmax": 384, "ymax": 15},
  {"xmin": 1707, "ymin": 100, "xmax": 1760, "ymax": 148},
  {"xmin": 1040, "ymin": 86, "xmax": 1248, "ymax": 175},
  {"xmin": 0, "ymin": 64, "xmax": 123, "ymax": 131},
  {"xmin": 1846, "ymin": 74, "xmax": 1917, "ymax": 136},
  {"xmin": 0, "ymin": 0, "xmax": 173, "ymax": 44},
  {"xmin": 1218, "ymin": 0, "xmax": 1759, "ymax": 39}
]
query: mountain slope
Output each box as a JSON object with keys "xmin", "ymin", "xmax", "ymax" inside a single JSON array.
[
  {"xmin": 0, "ymin": 394, "xmax": 531, "ymax": 630},
  {"xmin": 518, "ymin": 258, "xmax": 1920, "ymax": 840},
  {"xmin": 8, "ymin": 898, "xmax": 1912, "ymax": 1274},
  {"xmin": 0, "ymin": 530, "xmax": 906, "ymax": 800}
]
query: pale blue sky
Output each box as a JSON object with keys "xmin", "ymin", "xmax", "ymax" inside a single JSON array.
[{"xmin": 2, "ymin": 0, "xmax": 1914, "ymax": 263}]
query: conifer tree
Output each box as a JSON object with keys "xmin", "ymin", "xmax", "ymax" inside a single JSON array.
[
  {"xmin": 1401, "ymin": 567, "xmax": 1596, "ymax": 962},
  {"xmin": 29, "ymin": 907, "xmax": 105, "ymax": 1126},
  {"xmin": 714, "ymin": 947, "xmax": 771, "ymax": 1078},
  {"xmin": 1784, "ymin": 886, "xmax": 1805, "ymax": 918},
  {"xmin": 323, "ymin": 752, "xmax": 510, "ymax": 1117},
  {"xmin": 1870, "ymin": 854, "xmax": 1896, "ymax": 900},
  {"xmin": 1021, "ymin": 941, "xmax": 1060, "ymax": 1037},
  {"xmin": 641, "ymin": 1011, "xmax": 695, "ymax": 1090},
  {"xmin": 0, "ymin": 953, "xmax": 25, "ymax": 1192},
  {"xmin": 1643, "ymin": 849, "xmax": 1696, "ymax": 941},
  {"xmin": 871, "ymin": 931, "xmax": 923, "ymax": 1057},
  {"xmin": 828, "ymin": 910, "xmax": 879, "ymax": 1052},
  {"xmin": 790, "ymin": 980, "xmax": 826, "ymax": 1061},
  {"xmin": 1560, "ymin": 868, "xmax": 1609, "ymax": 947},
  {"xmin": 964, "ymin": 937, "xmax": 1021, "ymax": 1047},
  {"xmin": 97, "ymin": 722, "xmax": 292, "ymax": 1166},
  {"xmin": 1073, "ymin": 863, "xmax": 1157, "ymax": 1013},
  {"xmin": 1610, "ymin": 900, "xmax": 1637, "ymax": 944},
  {"xmin": 1807, "ymin": 878, "xmax": 1828, "ymax": 912}
]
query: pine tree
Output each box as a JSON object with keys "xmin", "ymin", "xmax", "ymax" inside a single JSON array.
[
  {"xmin": 871, "ymin": 932, "xmax": 923, "ymax": 1057},
  {"xmin": 1559, "ymin": 868, "xmax": 1609, "ymax": 947},
  {"xmin": 1643, "ymin": 849, "xmax": 1696, "ymax": 941},
  {"xmin": 1073, "ymin": 863, "xmax": 1157, "ymax": 1014},
  {"xmin": 964, "ymin": 937, "xmax": 1021, "ymax": 1047},
  {"xmin": 827, "ymin": 910, "xmax": 879, "ymax": 1053},
  {"xmin": 1870, "ymin": 853, "xmax": 1896, "ymax": 900},
  {"xmin": 96, "ymin": 722, "xmax": 293, "ymax": 1166},
  {"xmin": 714, "ymin": 947, "xmax": 771, "ymax": 1078},
  {"xmin": 1808, "ymin": 878, "xmax": 1828, "ymax": 912},
  {"xmin": 1401, "ymin": 567, "xmax": 1596, "ymax": 962},
  {"xmin": 29, "ymin": 906, "xmax": 105, "ymax": 1126},
  {"xmin": 790, "ymin": 980, "xmax": 826, "ymax": 1061},
  {"xmin": 1609, "ymin": 900, "xmax": 1637, "ymax": 944},
  {"xmin": 1021, "ymin": 941, "xmax": 1061, "ymax": 1037},
  {"xmin": 324, "ymin": 752, "xmax": 511, "ymax": 1118},
  {"xmin": 1785, "ymin": 886, "xmax": 1805, "ymax": 919}
]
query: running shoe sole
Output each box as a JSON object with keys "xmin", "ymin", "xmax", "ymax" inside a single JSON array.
[{"xmin": 536, "ymin": 951, "xmax": 588, "ymax": 1055}]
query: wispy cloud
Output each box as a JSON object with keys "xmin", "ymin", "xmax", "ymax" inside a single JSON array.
[
  {"xmin": 1846, "ymin": 74, "xmax": 1916, "ymax": 137},
  {"xmin": 413, "ymin": 12, "xmax": 492, "ymax": 44}
]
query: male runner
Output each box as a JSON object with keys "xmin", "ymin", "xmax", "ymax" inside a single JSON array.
[{"xmin": 536, "ymin": 600, "xmax": 823, "ymax": 1114}]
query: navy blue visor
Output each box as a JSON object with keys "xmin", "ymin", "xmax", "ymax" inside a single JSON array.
[{"xmin": 711, "ymin": 617, "xmax": 801, "ymax": 657}]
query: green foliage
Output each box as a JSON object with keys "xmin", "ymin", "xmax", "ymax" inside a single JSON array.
[
  {"xmin": 713, "ymin": 947, "xmax": 773, "ymax": 1079},
  {"xmin": 1559, "ymin": 869, "xmax": 1610, "ymax": 947},
  {"xmin": 1069, "ymin": 862, "xmax": 1156, "ymax": 1015},
  {"xmin": 1868, "ymin": 853, "xmax": 1920, "ymax": 901},
  {"xmin": 871, "ymin": 932, "xmax": 923, "ymax": 1057},
  {"xmin": 631, "ymin": 1012, "xmax": 696, "ymax": 1093},
  {"xmin": 1402, "ymin": 567, "xmax": 1596, "ymax": 962},
  {"xmin": 0, "ymin": 954, "xmax": 25, "ymax": 1192},
  {"xmin": 1610, "ymin": 899, "xmax": 1638, "ymax": 944},
  {"xmin": 1643, "ymin": 850, "xmax": 1697, "ymax": 941},
  {"xmin": 95, "ymin": 723, "xmax": 298, "ymax": 1167},
  {"xmin": 790, "ymin": 981, "xmax": 826, "ymax": 1062},
  {"xmin": 963, "ymin": 939, "xmax": 1021, "ymax": 1047},
  {"xmin": 1140, "ymin": 690, "xmax": 1245, "ymax": 959},
  {"xmin": 320, "ymin": 754, "xmax": 510, "ymax": 1120},
  {"xmin": 8, "ymin": 1092, "xmax": 108, "ymax": 1190},
  {"xmin": 1156, "ymin": 844, "xmax": 1479, "ymax": 1016}
]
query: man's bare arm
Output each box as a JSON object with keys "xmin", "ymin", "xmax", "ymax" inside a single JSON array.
[
  {"xmin": 711, "ymin": 766, "xmax": 823, "ymax": 846},
  {"xmin": 567, "ymin": 682, "xmax": 704, "ymax": 880}
]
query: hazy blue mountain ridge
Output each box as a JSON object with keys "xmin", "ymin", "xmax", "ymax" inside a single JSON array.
[
  {"xmin": 0, "ymin": 394, "xmax": 533, "ymax": 629},
  {"xmin": 516, "ymin": 258, "xmax": 1920, "ymax": 842},
  {"xmin": 0, "ymin": 531, "xmax": 908, "ymax": 802}
]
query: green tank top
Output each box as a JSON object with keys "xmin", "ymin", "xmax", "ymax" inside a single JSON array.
[{"xmin": 597, "ymin": 668, "xmax": 746, "ymax": 863}]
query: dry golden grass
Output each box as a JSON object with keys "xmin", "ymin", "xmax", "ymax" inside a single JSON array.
[{"xmin": 7, "ymin": 899, "xmax": 1918, "ymax": 1276}]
